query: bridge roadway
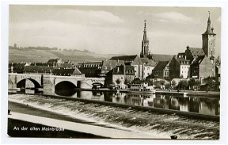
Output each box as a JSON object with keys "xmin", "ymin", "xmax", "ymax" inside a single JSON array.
[{"xmin": 8, "ymin": 73, "xmax": 105, "ymax": 96}]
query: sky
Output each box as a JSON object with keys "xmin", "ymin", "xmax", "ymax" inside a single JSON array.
[{"xmin": 9, "ymin": 5, "xmax": 221, "ymax": 56}]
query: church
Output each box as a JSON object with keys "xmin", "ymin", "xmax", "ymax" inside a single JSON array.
[{"xmin": 143, "ymin": 12, "xmax": 218, "ymax": 81}]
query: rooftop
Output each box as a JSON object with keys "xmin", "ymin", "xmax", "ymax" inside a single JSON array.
[
  {"xmin": 110, "ymin": 55, "xmax": 137, "ymax": 61},
  {"xmin": 187, "ymin": 47, "xmax": 205, "ymax": 58},
  {"xmin": 153, "ymin": 61, "xmax": 169, "ymax": 71},
  {"xmin": 151, "ymin": 54, "xmax": 174, "ymax": 62}
]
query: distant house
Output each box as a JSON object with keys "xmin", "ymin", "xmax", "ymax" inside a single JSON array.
[
  {"xmin": 152, "ymin": 61, "xmax": 170, "ymax": 79},
  {"xmin": 110, "ymin": 55, "xmax": 143, "ymax": 79},
  {"xmin": 169, "ymin": 53, "xmax": 190, "ymax": 79},
  {"xmin": 47, "ymin": 58, "xmax": 63, "ymax": 67},
  {"xmin": 105, "ymin": 64, "xmax": 135, "ymax": 89},
  {"xmin": 183, "ymin": 46, "xmax": 215, "ymax": 79},
  {"xmin": 185, "ymin": 46, "xmax": 205, "ymax": 62},
  {"xmin": 100, "ymin": 59, "xmax": 125, "ymax": 77},
  {"xmin": 140, "ymin": 57, "xmax": 157, "ymax": 79},
  {"xmin": 76, "ymin": 61, "xmax": 103, "ymax": 77},
  {"xmin": 190, "ymin": 56, "xmax": 215, "ymax": 80}
]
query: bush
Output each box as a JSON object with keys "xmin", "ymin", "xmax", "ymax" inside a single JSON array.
[
  {"xmin": 201, "ymin": 77, "xmax": 219, "ymax": 91},
  {"xmin": 177, "ymin": 80, "xmax": 188, "ymax": 90},
  {"xmin": 131, "ymin": 78, "xmax": 141, "ymax": 84}
]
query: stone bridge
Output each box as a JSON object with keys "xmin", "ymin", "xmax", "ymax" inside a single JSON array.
[
  {"xmin": 81, "ymin": 77, "xmax": 105, "ymax": 89},
  {"xmin": 8, "ymin": 73, "xmax": 42, "ymax": 91},
  {"xmin": 8, "ymin": 73, "xmax": 105, "ymax": 96}
]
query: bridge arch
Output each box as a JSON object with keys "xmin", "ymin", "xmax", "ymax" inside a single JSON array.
[
  {"xmin": 55, "ymin": 81, "xmax": 78, "ymax": 96},
  {"xmin": 17, "ymin": 78, "xmax": 41, "ymax": 88}
]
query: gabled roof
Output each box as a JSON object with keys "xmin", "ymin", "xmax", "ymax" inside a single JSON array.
[
  {"xmin": 153, "ymin": 61, "xmax": 169, "ymax": 71},
  {"xmin": 125, "ymin": 65, "xmax": 135, "ymax": 75},
  {"xmin": 187, "ymin": 47, "xmax": 205, "ymax": 58},
  {"xmin": 140, "ymin": 58, "xmax": 157, "ymax": 67},
  {"xmin": 100, "ymin": 59, "xmax": 124, "ymax": 74},
  {"xmin": 151, "ymin": 54, "xmax": 174, "ymax": 62},
  {"xmin": 191, "ymin": 55, "xmax": 205, "ymax": 65},
  {"xmin": 110, "ymin": 55, "xmax": 137, "ymax": 61},
  {"xmin": 72, "ymin": 67, "xmax": 82, "ymax": 75},
  {"xmin": 112, "ymin": 64, "xmax": 135, "ymax": 75}
]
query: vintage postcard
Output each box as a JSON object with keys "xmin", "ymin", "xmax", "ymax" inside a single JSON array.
[{"xmin": 1, "ymin": 0, "xmax": 227, "ymax": 144}]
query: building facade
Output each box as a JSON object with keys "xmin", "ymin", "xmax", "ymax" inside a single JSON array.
[
  {"xmin": 105, "ymin": 64, "xmax": 135, "ymax": 88},
  {"xmin": 110, "ymin": 55, "xmax": 143, "ymax": 80},
  {"xmin": 76, "ymin": 61, "xmax": 103, "ymax": 77},
  {"xmin": 169, "ymin": 53, "xmax": 190, "ymax": 79},
  {"xmin": 152, "ymin": 61, "xmax": 170, "ymax": 79}
]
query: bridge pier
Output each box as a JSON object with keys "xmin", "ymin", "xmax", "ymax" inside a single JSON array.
[
  {"xmin": 43, "ymin": 75, "xmax": 55, "ymax": 96},
  {"xmin": 8, "ymin": 73, "xmax": 17, "ymax": 93}
]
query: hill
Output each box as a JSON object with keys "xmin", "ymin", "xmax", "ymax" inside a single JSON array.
[{"xmin": 9, "ymin": 47, "xmax": 117, "ymax": 64}]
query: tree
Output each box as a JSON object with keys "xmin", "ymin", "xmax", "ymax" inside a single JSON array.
[
  {"xmin": 131, "ymin": 78, "xmax": 141, "ymax": 84},
  {"xmin": 124, "ymin": 78, "xmax": 131, "ymax": 85},
  {"xmin": 165, "ymin": 82, "xmax": 171, "ymax": 89},
  {"xmin": 202, "ymin": 77, "xmax": 217, "ymax": 91},
  {"xmin": 116, "ymin": 78, "xmax": 121, "ymax": 85},
  {"xmin": 160, "ymin": 80, "xmax": 165, "ymax": 86},
  {"xmin": 178, "ymin": 80, "xmax": 189, "ymax": 90},
  {"xmin": 160, "ymin": 80, "xmax": 165, "ymax": 89},
  {"xmin": 171, "ymin": 80, "xmax": 177, "ymax": 88},
  {"xmin": 145, "ymin": 78, "xmax": 154, "ymax": 86},
  {"xmin": 188, "ymin": 78, "xmax": 196, "ymax": 90}
]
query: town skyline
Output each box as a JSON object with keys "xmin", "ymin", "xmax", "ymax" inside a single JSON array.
[{"xmin": 9, "ymin": 6, "xmax": 221, "ymax": 56}]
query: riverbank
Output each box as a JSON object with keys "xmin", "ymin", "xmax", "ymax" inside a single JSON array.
[
  {"xmin": 156, "ymin": 90, "xmax": 220, "ymax": 98},
  {"xmin": 78, "ymin": 88, "xmax": 220, "ymax": 98},
  {"xmin": 9, "ymin": 87, "xmax": 220, "ymax": 98}
]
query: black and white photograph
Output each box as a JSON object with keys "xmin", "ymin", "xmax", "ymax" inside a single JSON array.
[{"xmin": 1, "ymin": 0, "xmax": 228, "ymax": 144}]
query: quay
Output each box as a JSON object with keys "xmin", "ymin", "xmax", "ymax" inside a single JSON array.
[{"xmin": 155, "ymin": 90, "xmax": 220, "ymax": 98}]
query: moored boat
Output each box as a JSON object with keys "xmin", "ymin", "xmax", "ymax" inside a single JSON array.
[{"xmin": 128, "ymin": 83, "xmax": 156, "ymax": 94}]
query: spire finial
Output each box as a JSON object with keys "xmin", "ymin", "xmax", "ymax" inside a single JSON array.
[
  {"xmin": 208, "ymin": 11, "xmax": 210, "ymax": 17},
  {"xmin": 144, "ymin": 19, "xmax": 147, "ymax": 28}
]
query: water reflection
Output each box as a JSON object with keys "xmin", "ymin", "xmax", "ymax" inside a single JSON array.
[{"xmin": 70, "ymin": 91, "xmax": 219, "ymax": 116}]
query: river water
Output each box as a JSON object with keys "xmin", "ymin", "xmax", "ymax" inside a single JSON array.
[{"xmin": 8, "ymin": 91, "xmax": 220, "ymax": 139}]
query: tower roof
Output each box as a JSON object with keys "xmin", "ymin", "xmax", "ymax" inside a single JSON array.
[
  {"xmin": 203, "ymin": 11, "xmax": 216, "ymax": 35},
  {"xmin": 143, "ymin": 19, "xmax": 149, "ymax": 42}
]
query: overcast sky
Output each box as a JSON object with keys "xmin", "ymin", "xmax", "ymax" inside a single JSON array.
[{"xmin": 9, "ymin": 5, "xmax": 221, "ymax": 56}]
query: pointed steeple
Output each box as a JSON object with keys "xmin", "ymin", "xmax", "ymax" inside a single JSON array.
[
  {"xmin": 203, "ymin": 11, "xmax": 215, "ymax": 35},
  {"xmin": 140, "ymin": 19, "xmax": 150, "ymax": 58},
  {"xmin": 143, "ymin": 20, "xmax": 148, "ymax": 41},
  {"xmin": 202, "ymin": 11, "xmax": 216, "ymax": 58}
]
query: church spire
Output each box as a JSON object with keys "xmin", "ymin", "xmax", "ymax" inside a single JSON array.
[
  {"xmin": 140, "ymin": 19, "xmax": 150, "ymax": 58},
  {"xmin": 206, "ymin": 11, "xmax": 211, "ymax": 32},
  {"xmin": 203, "ymin": 11, "xmax": 215, "ymax": 34},
  {"xmin": 143, "ymin": 19, "xmax": 148, "ymax": 41}
]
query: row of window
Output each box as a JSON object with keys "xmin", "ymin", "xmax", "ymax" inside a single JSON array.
[{"xmin": 78, "ymin": 64, "xmax": 101, "ymax": 68}]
